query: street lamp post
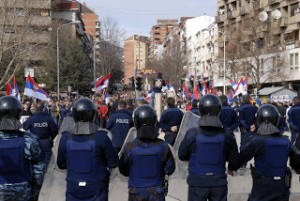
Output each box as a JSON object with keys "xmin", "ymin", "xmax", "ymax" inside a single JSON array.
[
  {"xmin": 56, "ymin": 21, "xmax": 80, "ymax": 100},
  {"xmin": 93, "ymin": 39, "xmax": 110, "ymax": 84},
  {"xmin": 220, "ymin": 31, "xmax": 226, "ymax": 95}
]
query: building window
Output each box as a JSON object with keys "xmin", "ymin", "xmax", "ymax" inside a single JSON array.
[{"xmin": 290, "ymin": 53, "xmax": 299, "ymax": 70}]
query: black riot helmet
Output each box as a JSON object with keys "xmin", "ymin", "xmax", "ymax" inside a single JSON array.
[
  {"xmin": 256, "ymin": 104, "xmax": 279, "ymax": 126},
  {"xmin": 0, "ymin": 96, "xmax": 22, "ymax": 120},
  {"xmin": 72, "ymin": 98, "xmax": 97, "ymax": 123},
  {"xmin": 199, "ymin": 94, "xmax": 222, "ymax": 116},
  {"xmin": 133, "ymin": 105, "xmax": 157, "ymax": 129}
]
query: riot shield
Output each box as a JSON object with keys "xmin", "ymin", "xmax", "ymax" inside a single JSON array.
[
  {"xmin": 173, "ymin": 111, "xmax": 200, "ymax": 178},
  {"xmin": 39, "ymin": 117, "xmax": 75, "ymax": 201}
]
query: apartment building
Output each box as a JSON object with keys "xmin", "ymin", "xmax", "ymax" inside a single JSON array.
[
  {"xmin": 216, "ymin": 0, "xmax": 300, "ymax": 90},
  {"xmin": 80, "ymin": 2, "xmax": 100, "ymax": 41},
  {"xmin": 0, "ymin": 0, "xmax": 52, "ymax": 81},
  {"xmin": 149, "ymin": 19, "xmax": 178, "ymax": 59},
  {"xmin": 124, "ymin": 35, "xmax": 150, "ymax": 84}
]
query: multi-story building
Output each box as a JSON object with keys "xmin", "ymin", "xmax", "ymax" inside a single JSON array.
[
  {"xmin": 216, "ymin": 0, "xmax": 300, "ymax": 91},
  {"xmin": 0, "ymin": 0, "xmax": 52, "ymax": 82},
  {"xmin": 149, "ymin": 19, "xmax": 178, "ymax": 59},
  {"xmin": 185, "ymin": 16, "xmax": 215, "ymax": 78},
  {"xmin": 124, "ymin": 35, "xmax": 150, "ymax": 85},
  {"xmin": 80, "ymin": 2, "xmax": 100, "ymax": 41}
]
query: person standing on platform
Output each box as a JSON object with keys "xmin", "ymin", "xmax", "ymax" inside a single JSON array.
[
  {"xmin": 158, "ymin": 97, "xmax": 184, "ymax": 146},
  {"xmin": 119, "ymin": 105, "xmax": 175, "ymax": 201},
  {"xmin": 57, "ymin": 98, "xmax": 118, "ymax": 201},
  {"xmin": 178, "ymin": 94, "xmax": 239, "ymax": 201}
]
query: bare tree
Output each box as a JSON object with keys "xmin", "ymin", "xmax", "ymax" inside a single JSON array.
[
  {"xmin": 223, "ymin": 13, "xmax": 288, "ymax": 90},
  {"xmin": 0, "ymin": 0, "xmax": 51, "ymax": 89},
  {"xmin": 149, "ymin": 35, "xmax": 187, "ymax": 90},
  {"xmin": 97, "ymin": 17, "xmax": 126, "ymax": 78}
]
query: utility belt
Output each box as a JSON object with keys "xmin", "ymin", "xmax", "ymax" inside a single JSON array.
[{"xmin": 250, "ymin": 164, "xmax": 292, "ymax": 188}]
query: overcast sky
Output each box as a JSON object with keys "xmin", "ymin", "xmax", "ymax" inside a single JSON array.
[{"xmin": 77, "ymin": 0, "xmax": 217, "ymax": 38}]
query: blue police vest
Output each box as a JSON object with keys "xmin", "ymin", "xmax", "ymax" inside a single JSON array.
[
  {"xmin": 255, "ymin": 137, "xmax": 290, "ymax": 177},
  {"xmin": 0, "ymin": 137, "xmax": 31, "ymax": 184},
  {"xmin": 189, "ymin": 132, "xmax": 226, "ymax": 176},
  {"xmin": 129, "ymin": 140, "xmax": 165, "ymax": 188},
  {"xmin": 66, "ymin": 134, "xmax": 106, "ymax": 183}
]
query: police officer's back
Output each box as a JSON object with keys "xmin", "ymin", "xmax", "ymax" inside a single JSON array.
[
  {"xmin": 158, "ymin": 97, "xmax": 184, "ymax": 145},
  {"xmin": 219, "ymin": 95, "xmax": 238, "ymax": 135},
  {"xmin": 287, "ymin": 96, "xmax": 300, "ymax": 142},
  {"xmin": 23, "ymin": 102, "xmax": 58, "ymax": 167},
  {"xmin": 119, "ymin": 105, "xmax": 175, "ymax": 201},
  {"xmin": 238, "ymin": 95, "xmax": 258, "ymax": 153},
  {"xmin": 0, "ymin": 96, "xmax": 44, "ymax": 201},
  {"xmin": 238, "ymin": 104, "xmax": 298, "ymax": 201},
  {"xmin": 190, "ymin": 99, "xmax": 200, "ymax": 116},
  {"xmin": 106, "ymin": 100, "xmax": 134, "ymax": 153},
  {"xmin": 178, "ymin": 94, "xmax": 239, "ymax": 201},
  {"xmin": 57, "ymin": 98, "xmax": 118, "ymax": 201}
]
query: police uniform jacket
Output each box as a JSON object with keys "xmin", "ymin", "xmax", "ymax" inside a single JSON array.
[
  {"xmin": 288, "ymin": 104, "xmax": 300, "ymax": 133},
  {"xmin": 238, "ymin": 102, "xmax": 258, "ymax": 131},
  {"xmin": 238, "ymin": 133, "xmax": 300, "ymax": 176},
  {"xmin": 119, "ymin": 126, "xmax": 175, "ymax": 188},
  {"xmin": 106, "ymin": 109, "xmax": 134, "ymax": 148},
  {"xmin": 219, "ymin": 105, "xmax": 238, "ymax": 133},
  {"xmin": 178, "ymin": 116, "xmax": 239, "ymax": 187},
  {"xmin": 158, "ymin": 107, "xmax": 184, "ymax": 133},
  {"xmin": 23, "ymin": 111, "xmax": 58, "ymax": 141},
  {"xmin": 57, "ymin": 130, "xmax": 119, "ymax": 185}
]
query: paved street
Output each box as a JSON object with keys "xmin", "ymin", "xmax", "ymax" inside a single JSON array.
[{"xmin": 40, "ymin": 125, "xmax": 300, "ymax": 201}]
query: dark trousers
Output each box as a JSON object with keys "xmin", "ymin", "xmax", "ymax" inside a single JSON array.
[
  {"xmin": 188, "ymin": 186, "xmax": 228, "ymax": 201},
  {"xmin": 66, "ymin": 183, "xmax": 108, "ymax": 201},
  {"xmin": 128, "ymin": 187, "xmax": 165, "ymax": 201},
  {"xmin": 249, "ymin": 176, "xmax": 289, "ymax": 201},
  {"xmin": 164, "ymin": 132, "xmax": 177, "ymax": 146}
]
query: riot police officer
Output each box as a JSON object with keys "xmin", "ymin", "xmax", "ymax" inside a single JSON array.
[
  {"xmin": 119, "ymin": 105, "xmax": 175, "ymax": 201},
  {"xmin": 219, "ymin": 95, "xmax": 238, "ymax": 135},
  {"xmin": 0, "ymin": 96, "xmax": 44, "ymax": 201},
  {"xmin": 287, "ymin": 96, "xmax": 300, "ymax": 143},
  {"xmin": 158, "ymin": 97, "xmax": 184, "ymax": 145},
  {"xmin": 238, "ymin": 104, "xmax": 298, "ymax": 201},
  {"xmin": 106, "ymin": 100, "xmax": 134, "ymax": 153},
  {"xmin": 57, "ymin": 98, "xmax": 119, "ymax": 201},
  {"xmin": 178, "ymin": 94, "xmax": 239, "ymax": 201},
  {"xmin": 23, "ymin": 102, "xmax": 58, "ymax": 168}
]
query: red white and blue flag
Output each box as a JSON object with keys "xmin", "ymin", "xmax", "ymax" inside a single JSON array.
[
  {"xmin": 168, "ymin": 81, "xmax": 175, "ymax": 93},
  {"xmin": 104, "ymin": 91, "xmax": 110, "ymax": 104},
  {"xmin": 183, "ymin": 81, "xmax": 191, "ymax": 99},
  {"xmin": 24, "ymin": 75, "xmax": 49, "ymax": 102},
  {"xmin": 233, "ymin": 77, "xmax": 248, "ymax": 97},
  {"xmin": 230, "ymin": 80, "xmax": 238, "ymax": 92},
  {"xmin": 6, "ymin": 76, "xmax": 21, "ymax": 100},
  {"xmin": 93, "ymin": 73, "xmax": 112, "ymax": 91},
  {"xmin": 192, "ymin": 83, "xmax": 199, "ymax": 101}
]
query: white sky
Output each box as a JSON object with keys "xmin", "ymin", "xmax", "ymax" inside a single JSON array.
[{"xmin": 77, "ymin": 0, "xmax": 217, "ymax": 38}]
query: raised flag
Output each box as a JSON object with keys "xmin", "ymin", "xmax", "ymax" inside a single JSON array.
[
  {"xmin": 233, "ymin": 77, "xmax": 248, "ymax": 97},
  {"xmin": 24, "ymin": 75, "xmax": 49, "ymax": 102},
  {"xmin": 183, "ymin": 81, "xmax": 190, "ymax": 98},
  {"xmin": 6, "ymin": 77, "xmax": 21, "ymax": 100},
  {"xmin": 227, "ymin": 89, "xmax": 235, "ymax": 103},
  {"xmin": 192, "ymin": 83, "xmax": 199, "ymax": 100},
  {"xmin": 146, "ymin": 88, "xmax": 153, "ymax": 102},
  {"xmin": 104, "ymin": 91, "xmax": 110, "ymax": 104},
  {"xmin": 169, "ymin": 81, "xmax": 175, "ymax": 93},
  {"xmin": 93, "ymin": 73, "xmax": 112, "ymax": 91},
  {"xmin": 230, "ymin": 80, "xmax": 238, "ymax": 92}
]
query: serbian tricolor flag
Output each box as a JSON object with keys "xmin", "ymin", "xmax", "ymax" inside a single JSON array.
[
  {"xmin": 24, "ymin": 75, "xmax": 49, "ymax": 102},
  {"xmin": 93, "ymin": 73, "xmax": 112, "ymax": 91},
  {"xmin": 183, "ymin": 82, "xmax": 190, "ymax": 99},
  {"xmin": 169, "ymin": 81, "xmax": 175, "ymax": 93},
  {"xmin": 227, "ymin": 89, "xmax": 234, "ymax": 103},
  {"xmin": 192, "ymin": 83, "xmax": 199, "ymax": 101},
  {"xmin": 6, "ymin": 76, "xmax": 21, "ymax": 100}
]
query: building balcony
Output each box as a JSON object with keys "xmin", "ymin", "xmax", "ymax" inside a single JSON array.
[
  {"xmin": 253, "ymin": 0, "xmax": 261, "ymax": 9},
  {"xmin": 240, "ymin": 6, "xmax": 249, "ymax": 15},
  {"xmin": 268, "ymin": 0, "xmax": 280, "ymax": 5},
  {"xmin": 227, "ymin": 10, "xmax": 238, "ymax": 19},
  {"xmin": 0, "ymin": 0, "xmax": 51, "ymax": 9},
  {"xmin": 279, "ymin": 17, "xmax": 288, "ymax": 27},
  {"xmin": 215, "ymin": 14, "xmax": 226, "ymax": 23}
]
